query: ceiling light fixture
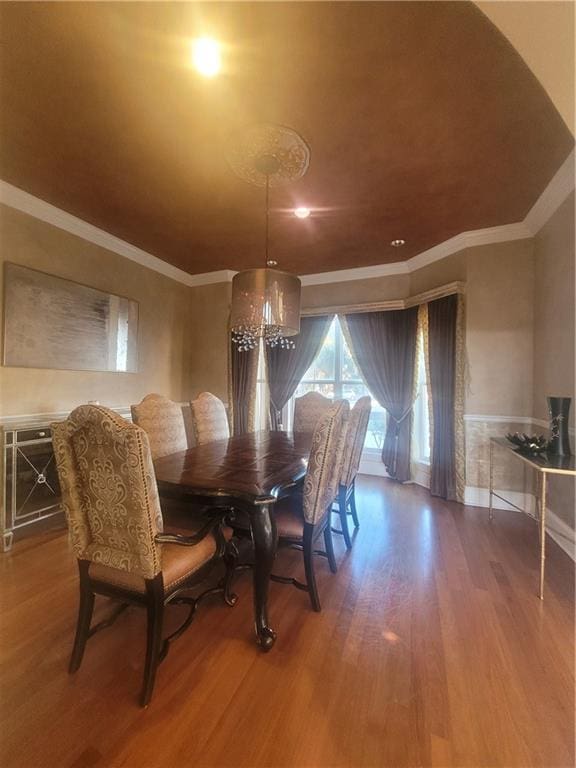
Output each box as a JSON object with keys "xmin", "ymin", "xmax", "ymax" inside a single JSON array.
[
  {"xmin": 294, "ymin": 207, "xmax": 311, "ymax": 219},
  {"xmin": 192, "ymin": 37, "xmax": 221, "ymax": 77},
  {"xmin": 390, "ymin": 239, "xmax": 406, "ymax": 247},
  {"xmin": 227, "ymin": 124, "xmax": 311, "ymax": 351}
]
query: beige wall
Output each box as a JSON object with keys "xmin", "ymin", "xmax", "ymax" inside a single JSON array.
[
  {"xmin": 409, "ymin": 251, "xmax": 468, "ymax": 295},
  {"xmin": 532, "ymin": 191, "xmax": 575, "ymax": 530},
  {"xmin": 301, "ymin": 274, "xmax": 409, "ymax": 309},
  {"xmin": 532, "ymin": 192, "xmax": 575, "ymax": 424},
  {"xmin": 187, "ymin": 281, "xmax": 231, "ymax": 403},
  {"xmin": 464, "ymin": 239, "xmax": 535, "ymax": 416},
  {"xmin": 0, "ymin": 204, "xmax": 192, "ymax": 416}
]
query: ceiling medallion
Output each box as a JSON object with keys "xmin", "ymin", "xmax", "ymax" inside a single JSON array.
[
  {"xmin": 228, "ymin": 124, "xmax": 310, "ymax": 351},
  {"xmin": 227, "ymin": 123, "xmax": 310, "ymax": 188}
]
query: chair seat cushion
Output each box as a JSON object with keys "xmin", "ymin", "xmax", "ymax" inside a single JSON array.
[
  {"xmin": 273, "ymin": 497, "xmax": 305, "ymax": 539},
  {"xmin": 89, "ymin": 531, "xmax": 217, "ymax": 594}
]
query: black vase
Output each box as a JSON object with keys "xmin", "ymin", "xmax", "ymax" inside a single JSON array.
[{"xmin": 547, "ymin": 396, "xmax": 572, "ymax": 456}]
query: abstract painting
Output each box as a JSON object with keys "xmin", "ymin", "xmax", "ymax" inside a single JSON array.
[{"xmin": 3, "ymin": 263, "xmax": 139, "ymax": 372}]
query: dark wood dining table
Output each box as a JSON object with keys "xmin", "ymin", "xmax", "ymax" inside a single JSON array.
[{"xmin": 153, "ymin": 430, "xmax": 312, "ymax": 650}]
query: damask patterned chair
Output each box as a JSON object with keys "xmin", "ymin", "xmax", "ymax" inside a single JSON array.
[
  {"xmin": 190, "ymin": 392, "xmax": 230, "ymax": 445},
  {"xmin": 52, "ymin": 405, "xmax": 235, "ymax": 707},
  {"xmin": 332, "ymin": 396, "xmax": 372, "ymax": 549},
  {"xmin": 131, "ymin": 393, "xmax": 188, "ymax": 459},
  {"xmin": 271, "ymin": 399, "xmax": 350, "ymax": 611},
  {"xmin": 293, "ymin": 391, "xmax": 333, "ymax": 434}
]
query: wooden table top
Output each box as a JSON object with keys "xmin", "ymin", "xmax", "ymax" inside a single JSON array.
[{"xmin": 153, "ymin": 430, "xmax": 312, "ymax": 505}]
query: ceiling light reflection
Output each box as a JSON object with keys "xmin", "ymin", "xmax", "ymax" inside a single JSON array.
[
  {"xmin": 192, "ymin": 38, "xmax": 221, "ymax": 77},
  {"xmin": 294, "ymin": 207, "xmax": 311, "ymax": 219}
]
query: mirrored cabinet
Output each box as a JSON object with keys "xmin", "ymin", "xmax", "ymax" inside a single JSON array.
[{"xmin": 2, "ymin": 423, "xmax": 63, "ymax": 551}]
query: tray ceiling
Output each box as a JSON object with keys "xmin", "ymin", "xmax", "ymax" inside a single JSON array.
[{"xmin": 0, "ymin": 2, "xmax": 573, "ymax": 276}]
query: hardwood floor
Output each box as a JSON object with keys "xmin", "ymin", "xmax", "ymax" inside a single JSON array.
[{"xmin": 0, "ymin": 477, "xmax": 574, "ymax": 768}]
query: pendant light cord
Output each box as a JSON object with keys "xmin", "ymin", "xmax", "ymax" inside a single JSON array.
[{"xmin": 264, "ymin": 174, "xmax": 270, "ymax": 266}]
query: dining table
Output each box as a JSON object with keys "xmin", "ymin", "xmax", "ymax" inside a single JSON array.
[{"xmin": 153, "ymin": 430, "xmax": 313, "ymax": 650}]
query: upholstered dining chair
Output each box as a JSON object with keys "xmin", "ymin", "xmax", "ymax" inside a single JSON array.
[
  {"xmin": 190, "ymin": 392, "xmax": 230, "ymax": 445},
  {"xmin": 293, "ymin": 390, "xmax": 333, "ymax": 434},
  {"xmin": 52, "ymin": 405, "xmax": 236, "ymax": 707},
  {"xmin": 267, "ymin": 399, "xmax": 350, "ymax": 612},
  {"xmin": 131, "ymin": 393, "xmax": 188, "ymax": 459},
  {"xmin": 332, "ymin": 396, "xmax": 372, "ymax": 549}
]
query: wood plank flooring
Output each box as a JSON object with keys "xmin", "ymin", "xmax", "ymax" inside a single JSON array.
[{"xmin": 0, "ymin": 477, "xmax": 574, "ymax": 768}]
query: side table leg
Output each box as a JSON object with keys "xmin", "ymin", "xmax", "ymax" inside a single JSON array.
[
  {"xmin": 488, "ymin": 440, "xmax": 494, "ymax": 521},
  {"xmin": 249, "ymin": 503, "xmax": 278, "ymax": 650},
  {"xmin": 538, "ymin": 473, "xmax": 547, "ymax": 600}
]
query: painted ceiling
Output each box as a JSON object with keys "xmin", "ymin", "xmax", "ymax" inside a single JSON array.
[{"xmin": 0, "ymin": 2, "xmax": 573, "ymax": 276}]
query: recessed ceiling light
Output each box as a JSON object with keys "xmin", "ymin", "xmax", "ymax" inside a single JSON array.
[
  {"xmin": 390, "ymin": 239, "xmax": 405, "ymax": 247},
  {"xmin": 192, "ymin": 38, "xmax": 221, "ymax": 77},
  {"xmin": 294, "ymin": 207, "xmax": 311, "ymax": 219}
]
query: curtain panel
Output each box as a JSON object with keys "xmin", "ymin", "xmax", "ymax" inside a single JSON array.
[
  {"xmin": 266, "ymin": 314, "xmax": 334, "ymax": 430},
  {"xmin": 341, "ymin": 308, "xmax": 418, "ymax": 482},
  {"xmin": 427, "ymin": 294, "xmax": 465, "ymax": 501},
  {"xmin": 229, "ymin": 340, "xmax": 258, "ymax": 435}
]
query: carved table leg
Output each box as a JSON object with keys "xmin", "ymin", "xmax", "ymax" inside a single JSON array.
[{"xmin": 249, "ymin": 502, "xmax": 278, "ymax": 651}]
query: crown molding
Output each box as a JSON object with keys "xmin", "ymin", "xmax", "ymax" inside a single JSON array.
[
  {"xmin": 299, "ymin": 260, "xmax": 409, "ymax": 286},
  {"xmin": 524, "ymin": 148, "xmax": 575, "ymax": 235},
  {"xmin": 1, "ymin": 146, "xmax": 573, "ymax": 289},
  {"xmin": 0, "ymin": 181, "xmax": 235, "ymax": 288},
  {"xmin": 301, "ymin": 280, "xmax": 465, "ymax": 316}
]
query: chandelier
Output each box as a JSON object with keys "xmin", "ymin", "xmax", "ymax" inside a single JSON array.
[{"xmin": 227, "ymin": 124, "xmax": 310, "ymax": 351}]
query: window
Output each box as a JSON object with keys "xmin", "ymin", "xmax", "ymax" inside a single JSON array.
[
  {"xmin": 412, "ymin": 328, "xmax": 431, "ymax": 464},
  {"xmin": 255, "ymin": 339, "xmax": 269, "ymax": 432},
  {"xmin": 287, "ymin": 317, "xmax": 388, "ymax": 451}
]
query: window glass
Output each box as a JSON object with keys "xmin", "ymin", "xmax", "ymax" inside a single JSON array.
[
  {"xmin": 412, "ymin": 331, "xmax": 431, "ymax": 463},
  {"xmin": 291, "ymin": 316, "xmax": 387, "ymax": 452},
  {"xmin": 295, "ymin": 381, "xmax": 336, "ymax": 399},
  {"xmin": 341, "ymin": 339, "xmax": 361, "ymax": 381}
]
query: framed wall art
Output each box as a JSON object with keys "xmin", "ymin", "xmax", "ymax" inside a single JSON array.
[{"xmin": 3, "ymin": 263, "xmax": 139, "ymax": 372}]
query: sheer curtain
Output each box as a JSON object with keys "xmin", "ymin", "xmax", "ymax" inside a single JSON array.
[
  {"xmin": 341, "ymin": 308, "xmax": 418, "ymax": 482},
  {"xmin": 266, "ymin": 315, "xmax": 334, "ymax": 429}
]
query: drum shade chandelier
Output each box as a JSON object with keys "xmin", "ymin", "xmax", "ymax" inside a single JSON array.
[{"xmin": 228, "ymin": 124, "xmax": 310, "ymax": 351}]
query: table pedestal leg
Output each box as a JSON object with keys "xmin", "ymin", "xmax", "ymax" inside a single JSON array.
[
  {"xmin": 539, "ymin": 473, "xmax": 547, "ymax": 600},
  {"xmin": 250, "ymin": 503, "xmax": 278, "ymax": 650}
]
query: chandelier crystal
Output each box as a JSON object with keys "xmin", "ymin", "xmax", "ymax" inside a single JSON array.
[{"xmin": 227, "ymin": 124, "xmax": 310, "ymax": 351}]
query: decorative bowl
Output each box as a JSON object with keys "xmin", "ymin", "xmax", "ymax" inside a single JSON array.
[{"xmin": 505, "ymin": 432, "xmax": 548, "ymax": 456}]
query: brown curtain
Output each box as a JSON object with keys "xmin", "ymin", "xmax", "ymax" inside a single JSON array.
[
  {"xmin": 342, "ymin": 308, "xmax": 418, "ymax": 482},
  {"xmin": 428, "ymin": 295, "xmax": 458, "ymax": 500},
  {"xmin": 230, "ymin": 340, "xmax": 258, "ymax": 435},
  {"xmin": 266, "ymin": 315, "xmax": 334, "ymax": 429}
]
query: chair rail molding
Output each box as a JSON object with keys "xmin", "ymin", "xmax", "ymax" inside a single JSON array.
[{"xmin": 1, "ymin": 148, "xmax": 573, "ymax": 288}]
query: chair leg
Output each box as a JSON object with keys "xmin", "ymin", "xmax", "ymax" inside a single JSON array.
[
  {"xmin": 222, "ymin": 539, "xmax": 239, "ymax": 607},
  {"xmin": 323, "ymin": 522, "xmax": 338, "ymax": 574},
  {"xmin": 349, "ymin": 482, "xmax": 360, "ymax": 528},
  {"xmin": 141, "ymin": 575, "xmax": 164, "ymax": 708},
  {"xmin": 303, "ymin": 525, "xmax": 321, "ymax": 612},
  {"xmin": 69, "ymin": 560, "xmax": 95, "ymax": 674},
  {"xmin": 338, "ymin": 486, "xmax": 353, "ymax": 550}
]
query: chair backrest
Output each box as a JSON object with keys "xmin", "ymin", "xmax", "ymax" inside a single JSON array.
[
  {"xmin": 341, "ymin": 396, "xmax": 372, "ymax": 487},
  {"xmin": 190, "ymin": 392, "xmax": 230, "ymax": 445},
  {"xmin": 131, "ymin": 393, "xmax": 188, "ymax": 460},
  {"xmin": 52, "ymin": 405, "xmax": 163, "ymax": 579},
  {"xmin": 303, "ymin": 399, "xmax": 350, "ymax": 525},
  {"xmin": 293, "ymin": 391, "xmax": 333, "ymax": 434}
]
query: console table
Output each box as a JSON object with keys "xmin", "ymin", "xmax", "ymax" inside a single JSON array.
[{"xmin": 488, "ymin": 437, "xmax": 575, "ymax": 599}]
